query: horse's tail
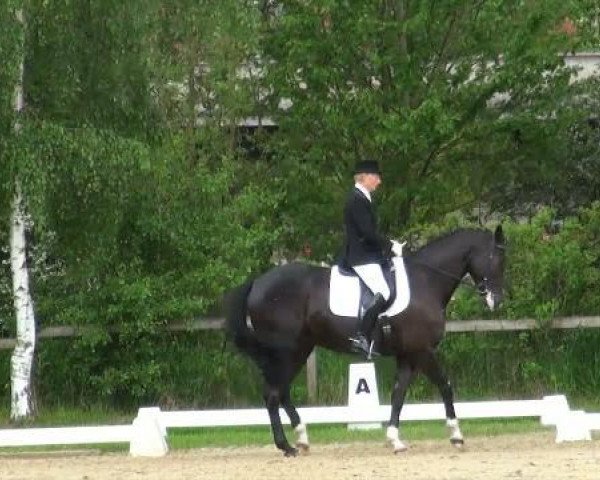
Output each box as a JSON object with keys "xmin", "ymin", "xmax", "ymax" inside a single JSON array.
[
  {"xmin": 224, "ymin": 279, "xmax": 292, "ymax": 385},
  {"xmin": 224, "ymin": 279, "xmax": 261, "ymax": 357}
]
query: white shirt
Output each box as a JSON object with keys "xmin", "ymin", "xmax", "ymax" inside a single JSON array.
[{"xmin": 354, "ymin": 182, "xmax": 371, "ymax": 202}]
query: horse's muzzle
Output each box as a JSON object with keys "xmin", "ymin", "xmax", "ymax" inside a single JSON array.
[
  {"xmin": 484, "ymin": 291, "xmax": 503, "ymax": 311},
  {"xmin": 477, "ymin": 278, "xmax": 502, "ymax": 311}
]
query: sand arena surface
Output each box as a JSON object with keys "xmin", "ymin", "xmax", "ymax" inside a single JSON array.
[{"xmin": 1, "ymin": 432, "xmax": 599, "ymax": 480}]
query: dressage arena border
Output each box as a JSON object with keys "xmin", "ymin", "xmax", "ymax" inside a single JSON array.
[{"xmin": 0, "ymin": 394, "xmax": 598, "ymax": 456}]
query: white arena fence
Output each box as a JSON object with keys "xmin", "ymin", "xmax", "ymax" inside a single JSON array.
[
  {"xmin": 0, "ymin": 363, "xmax": 598, "ymax": 456},
  {"xmin": 0, "ymin": 393, "xmax": 596, "ymax": 456}
]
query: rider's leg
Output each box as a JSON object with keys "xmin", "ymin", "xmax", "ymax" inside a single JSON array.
[
  {"xmin": 349, "ymin": 264, "xmax": 390, "ymax": 355},
  {"xmin": 360, "ymin": 292, "xmax": 387, "ymax": 341}
]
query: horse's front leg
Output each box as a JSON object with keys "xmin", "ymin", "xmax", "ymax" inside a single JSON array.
[
  {"xmin": 387, "ymin": 357, "xmax": 414, "ymax": 453},
  {"xmin": 421, "ymin": 350, "xmax": 464, "ymax": 448}
]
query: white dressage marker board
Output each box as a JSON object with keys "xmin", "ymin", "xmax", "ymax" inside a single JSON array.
[{"xmin": 347, "ymin": 362, "xmax": 381, "ymax": 430}]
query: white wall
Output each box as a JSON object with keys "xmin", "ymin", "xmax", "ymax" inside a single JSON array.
[{"xmin": 564, "ymin": 52, "xmax": 600, "ymax": 82}]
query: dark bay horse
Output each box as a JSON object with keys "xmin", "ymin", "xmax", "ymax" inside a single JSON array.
[{"xmin": 225, "ymin": 227, "xmax": 506, "ymax": 456}]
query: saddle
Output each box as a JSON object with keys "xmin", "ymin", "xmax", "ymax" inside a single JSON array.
[
  {"xmin": 336, "ymin": 261, "xmax": 397, "ymax": 316},
  {"xmin": 329, "ymin": 256, "xmax": 410, "ymax": 319}
]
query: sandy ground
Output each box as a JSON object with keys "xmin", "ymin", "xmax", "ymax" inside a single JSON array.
[{"xmin": 1, "ymin": 432, "xmax": 599, "ymax": 480}]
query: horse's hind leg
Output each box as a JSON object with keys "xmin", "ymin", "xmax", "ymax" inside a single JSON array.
[
  {"xmin": 264, "ymin": 382, "xmax": 297, "ymax": 456},
  {"xmin": 386, "ymin": 356, "xmax": 415, "ymax": 453},
  {"xmin": 420, "ymin": 350, "xmax": 464, "ymax": 448},
  {"xmin": 280, "ymin": 345, "xmax": 314, "ymax": 452},
  {"xmin": 262, "ymin": 348, "xmax": 298, "ymax": 457},
  {"xmin": 280, "ymin": 389, "xmax": 309, "ymax": 452},
  {"xmin": 263, "ymin": 345, "xmax": 314, "ymax": 456}
]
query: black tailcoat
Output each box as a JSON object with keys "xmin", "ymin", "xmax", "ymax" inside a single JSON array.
[{"xmin": 341, "ymin": 187, "xmax": 392, "ymax": 267}]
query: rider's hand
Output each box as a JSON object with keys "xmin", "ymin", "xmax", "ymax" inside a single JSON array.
[{"xmin": 391, "ymin": 240, "xmax": 405, "ymax": 257}]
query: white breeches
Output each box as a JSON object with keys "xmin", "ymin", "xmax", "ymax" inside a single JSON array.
[{"xmin": 353, "ymin": 263, "xmax": 391, "ymax": 301}]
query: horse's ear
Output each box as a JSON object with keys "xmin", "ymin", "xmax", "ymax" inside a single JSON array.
[{"xmin": 494, "ymin": 225, "xmax": 505, "ymax": 245}]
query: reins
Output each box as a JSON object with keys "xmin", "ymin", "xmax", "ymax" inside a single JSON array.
[
  {"xmin": 402, "ymin": 256, "xmax": 481, "ymax": 293},
  {"xmin": 403, "ymin": 256, "xmax": 463, "ymax": 281}
]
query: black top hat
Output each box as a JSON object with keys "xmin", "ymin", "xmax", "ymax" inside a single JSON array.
[{"xmin": 353, "ymin": 160, "xmax": 381, "ymax": 175}]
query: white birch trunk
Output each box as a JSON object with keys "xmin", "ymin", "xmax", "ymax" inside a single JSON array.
[
  {"xmin": 10, "ymin": 7, "xmax": 36, "ymax": 421},
  {"xmin": 10, "ymin": 187, "xmax": 36, "ymax": 420}
]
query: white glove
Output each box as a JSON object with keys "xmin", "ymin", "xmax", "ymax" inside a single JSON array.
[{"xmin": 391, "ymin": 240, "xmax": 406, "ymax": 257}]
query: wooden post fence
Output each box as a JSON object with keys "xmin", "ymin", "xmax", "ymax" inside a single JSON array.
[{"xmin": 2, "ymin": 316, "xmax": 600, "ymax": 403}]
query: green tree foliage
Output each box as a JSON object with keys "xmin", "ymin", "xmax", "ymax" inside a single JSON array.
[
  {"xmin": 569, "ymin": 0, "xmax": 600, "ymax": 49},
  {"xmin": 0, "ymin": 1, "xmax": 23, "ymax": 208},
  {"xmin": 1, "ymin": 0, "xmax": 600, "ymax": 408},
  {"xmin": 0, "ymin": 0, "xmax": 282, "ymax": 406},
  {"xmin": 25, "ymin": 0, "xmax": 160, "ymax": 138},
  {"xmin": 445, "ymin": 207, "xmax": 600, "ymax": 322},
  {"xmin": 262, "ymin": 0, "xmax": 586, "ymax": 246},
  {"xmin": 0, "ymin": 1, "xmax": 21, "ymax": 134},
  {"xmin": 0, "ymin": 3, "xmax": 20, "ymax": 329}
]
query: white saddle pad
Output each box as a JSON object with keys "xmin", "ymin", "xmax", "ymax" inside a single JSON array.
[{"xmin": 329, "ymin": 256, "xmax": 410, "ymax": 318}]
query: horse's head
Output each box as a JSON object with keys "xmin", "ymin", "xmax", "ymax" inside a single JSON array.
[{"xmin": 467, "ymin": 226, "xmax": 506, "ymax": 311}]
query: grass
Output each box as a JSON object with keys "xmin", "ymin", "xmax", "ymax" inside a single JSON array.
[
  {"xmin": 0, "ymin": 418, "xmax": 546, "ymax": 456},
  {"xmin": 168, "ymin": 418, "xmax": 545, "ymax": 450}
]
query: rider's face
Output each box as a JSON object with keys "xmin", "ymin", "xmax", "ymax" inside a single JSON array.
[{"xmin": 362, "ymin": 173, "xmax": 381, "ymax": 192}]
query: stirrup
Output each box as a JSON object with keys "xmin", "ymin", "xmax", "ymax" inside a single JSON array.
[
  {"xmin": 349, "ymin": 334, "xmax": 370, "ymax": 354},
  {"xmin": 349, "ymin": 335, "xmax": 379, "ymax": 360},
  {"xmin": 366, "ymin": 340, "xmax": 380, "ymax": 361}
]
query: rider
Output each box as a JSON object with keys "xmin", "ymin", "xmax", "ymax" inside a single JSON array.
[{"xmin": 342, "ymin": 159, "xmax": 403, "ymax": 358}]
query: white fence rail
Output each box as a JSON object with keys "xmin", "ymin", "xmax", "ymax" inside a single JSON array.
[
  {"xmin": 0, "ymin": 394, "xmax": 596, "ymax": 456},
  {"xmin": 0, "ymin": 425, "xmax": 132, "ymax": 447},
  {"xmin": 158, "ymin": 398, "xmax": 560, "ymax": 428}
]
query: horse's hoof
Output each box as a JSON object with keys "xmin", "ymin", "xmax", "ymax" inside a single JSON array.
[
  {"xmin": 296, "ymin": 442, "xmax": 310, "ymax": 454},
  {"xmin": 450, "ymin": 438, "xmax": 465, "ymax": 449},
  {"xmin": 284, "ymin": 447, "xmax": 299, "ymax": 457},
  {"xmin": 390, "ymin": 440, "xmax": 408, "ymax": 453},
  {"xmin": 393, "ymin": 444, "xmax": 408, "ymax": 454},
  {"xmin": 386, "ymin": 426, "xmax": 408, "ymax": 453}
]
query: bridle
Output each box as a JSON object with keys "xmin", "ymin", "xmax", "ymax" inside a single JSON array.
[
  {"xmin": 466, "ymin": 243, "xmax": 506, "ymax": 299},
  {"xmin": 403, "ymin": 243, "xmax": 504, "ymax": 298}
]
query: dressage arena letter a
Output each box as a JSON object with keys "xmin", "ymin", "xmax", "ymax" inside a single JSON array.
[
  {"xmin": 355, "ymin": 378, "xmax": 371, "ymax": 394},
  {"xmin": 347, "ymin": 362, "xmax": 381, "ymax": 430}
]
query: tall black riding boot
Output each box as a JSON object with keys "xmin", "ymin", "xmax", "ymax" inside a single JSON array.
[{"xmin": 349, "ymin": 293, "xmax": 387, "ymax": 359}]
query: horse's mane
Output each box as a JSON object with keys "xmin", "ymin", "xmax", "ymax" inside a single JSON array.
[{"xmin": 410, "ymin": 228, "xmax": 488, "ymax": 258}]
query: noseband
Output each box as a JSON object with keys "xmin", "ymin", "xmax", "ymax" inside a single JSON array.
[
  {"xmin": 475, "ymin": 244, "xmax": 505, "ymax": 297},
  {"xmin": 476, "ymin": 277, "xmax": 491, "ymax": 297}
]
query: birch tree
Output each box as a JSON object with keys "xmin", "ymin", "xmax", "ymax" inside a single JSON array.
[{"xmin": 9, "ymin": 5, "xmax": 36, "ymax": 421}]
